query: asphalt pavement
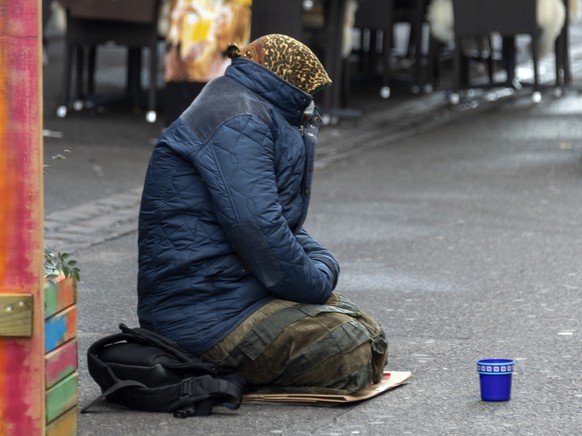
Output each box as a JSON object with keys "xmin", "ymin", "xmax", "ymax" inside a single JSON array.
[{"xmin": 42, "ymin": 30, "xmax": 582, "ymax": 435}]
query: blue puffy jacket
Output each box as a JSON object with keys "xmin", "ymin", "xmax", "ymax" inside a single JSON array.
[{"xmin": 137, "ymin": 58, "xmax": 340, "ymax": 355}]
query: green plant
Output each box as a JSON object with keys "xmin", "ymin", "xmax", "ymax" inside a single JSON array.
[
  {"xmin": 44, "ymin": 248, "xmax": 80, "ymax": 282},
  {"xmin": 43, "ymin": 147, "xmax": 81, "ymax": 282}
]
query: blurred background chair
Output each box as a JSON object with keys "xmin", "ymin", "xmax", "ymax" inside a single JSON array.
[
  {"xmin": 351, "ymin": 0, "xmax": 431, "ymax": 100},
  {"xmin": 57, "ymin": 0, "xmax": 162, "ymax": 123},
  {"xmin": 449, "ymin": 0, "xmax": 542, "ymax": 104},
  {"xmin": 301, "ymin": 0, "xmax": 434, "ymax": 121},
  {"xmin": 301, "ymin": 0, "xmax": 362, "ymax": 123},
  {"xmin": 251, "ymin": 0, "xmax": 304, "ymax": 40}
]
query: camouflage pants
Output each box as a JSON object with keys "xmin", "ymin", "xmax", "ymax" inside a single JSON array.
[{"xmin": 201, "ymin": 293, "xmax": 388, "ymax": 394}]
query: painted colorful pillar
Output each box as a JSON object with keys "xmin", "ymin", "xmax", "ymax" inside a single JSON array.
[
  {"xmin": 0, "ymin": 0, "xmax": 77, "ymax": 434},
  {"xmin": 0, "ymin": 0, "xmax": 44, "ymax": 432}
]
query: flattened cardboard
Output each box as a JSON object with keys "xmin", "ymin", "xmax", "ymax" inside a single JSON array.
[{"xmin": 244, "ymin": 371, "xmax": 412, "ymax": 405}]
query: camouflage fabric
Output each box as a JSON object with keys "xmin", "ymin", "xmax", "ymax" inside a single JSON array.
[{"xmin": 201, "ymin": 294, "xmax": 388, "ymax": 394}]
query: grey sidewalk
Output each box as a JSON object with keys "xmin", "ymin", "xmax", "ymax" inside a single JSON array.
[
  {"xmin": 73, "ymin": 88, "xmax": 582, "ymax": 435},
  {"xmin": 41, "ymin": 31, "xmax": 582, "ymax": 435}
]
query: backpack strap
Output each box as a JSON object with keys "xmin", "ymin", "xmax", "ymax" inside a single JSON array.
[
  {"xmin": 173, "ymin": 375, "xmax": 245, "ymax": 418},
  {"xmin": 82, "ymin": 375, "xmax": 245, "ymax": 417},
  {"xmin": 118, "ymin": 324, "xmax": 194, "ymax": 362},
  {"xmin": 117, "ymin": 324, "xmax": 222, "ymax": 375},
  {"xmin": 179, "ymin": 375, "xmax": 245, "ymax": 410},
  {"xmin": 80, "ymin": 379, "xmax": 147, "ymax": 414}
]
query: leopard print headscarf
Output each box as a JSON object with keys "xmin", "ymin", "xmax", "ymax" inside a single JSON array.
[{"xmin": 226, "ymin": 34, "xmax": 331, "ymax": 95}]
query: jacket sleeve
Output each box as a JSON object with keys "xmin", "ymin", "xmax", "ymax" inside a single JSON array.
[
  {"xmin": 189, "ymin": 115, "xmax": 336, "ymax": 304},
  {"xmin": 295, "ymin": 227, "xmax": 340, "ymax": 291}
]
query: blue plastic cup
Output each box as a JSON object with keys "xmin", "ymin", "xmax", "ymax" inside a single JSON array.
[{"xmin": 477, "ymin": 358, "xmax": 514, "ymax": 401}]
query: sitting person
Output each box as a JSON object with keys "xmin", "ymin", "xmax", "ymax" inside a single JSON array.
[
  {"xmin": 137, "ymin": 34, "xmax": 388, "ymax": 394},
  {"xmin": 427, "ymin": 0, "xmax": 580, "ymax": 58}
]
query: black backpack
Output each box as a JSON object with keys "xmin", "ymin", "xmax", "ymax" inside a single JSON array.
[{"xmin": 82, "ymin": 323, "xmax": 247, "ymax": 418}]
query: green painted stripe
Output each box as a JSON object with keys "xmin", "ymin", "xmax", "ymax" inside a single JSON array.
[
  {"xmin": 46, "ymin": 373, "xmax": 78, "ymax": 423},
  {"xmin": 44, "ymin": 279, "xmax": 59, "ymax": 318}
]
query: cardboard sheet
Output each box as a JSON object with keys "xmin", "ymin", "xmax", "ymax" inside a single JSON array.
[{"xmin": 243, "ymin": 371, "xmax": 412, "ymax": 405}]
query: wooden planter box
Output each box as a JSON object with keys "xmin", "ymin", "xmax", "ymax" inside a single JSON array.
[{"xmin": 43, "ymin": 275, "xmax": 78, "ymax": 436}]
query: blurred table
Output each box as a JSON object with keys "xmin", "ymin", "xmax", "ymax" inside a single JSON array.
[{"xmin": 56, "ymin": 0, "xmax": 161, "ymax": 123}]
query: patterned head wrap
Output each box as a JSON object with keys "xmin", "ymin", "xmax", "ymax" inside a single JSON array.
[{"xmin": 226, "ymin": 34, "xmax": 332, "ymax": 95}]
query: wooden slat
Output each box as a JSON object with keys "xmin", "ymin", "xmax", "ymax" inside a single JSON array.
[
  {"xmin": 45, "ymin": 306, "xmax": 77, "ymax": 353},
  {"xmin": 46, "ymin": 406, "xmax": 78, "ymax": 436},
  {"xmin": 45, "ymin": 373, "xmax": 78, "ymax": 424},
  {"xmin": 0, "ymin": 294, "xmax": 33, "ymax": 337},
  {"xmin": 45, "ymin": 339, "xmax": 78, "ymax": 389},
  {"xmin": 44, "ymin": 275, "xmax": 77, "ymax": 319}
]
